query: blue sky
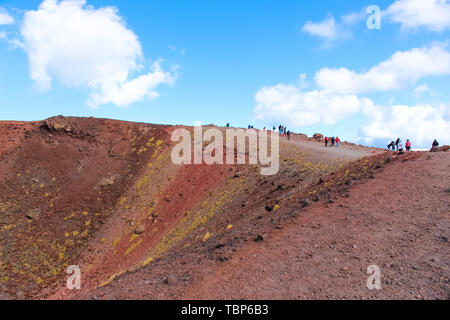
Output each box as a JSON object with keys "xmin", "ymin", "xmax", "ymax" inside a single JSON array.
[{"xmin": 0, "ymin": 0, "xmax": 449, "ymax": 148}]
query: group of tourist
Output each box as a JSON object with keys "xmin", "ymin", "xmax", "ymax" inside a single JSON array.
[
  {"xmin": 387, "ymin": 138, "xmax": 412, "ymax": 152},
  {"xmin": 324, "ymin": 136, "xmax": 340, "ymax": 148},
  {"xmin": 274, "ymin": 125, "xmax": 291, "ymax": 139},
  {"xmin": 228, "ymin": 123, "xmax": 292, "ymax": 140},
  {"xmin": 387, "ymin": 138, "xmax": 442, "ymax": 152},
  {"xmin": 225, "ymin": 123, "xmax": 443, "ymax": 153}
]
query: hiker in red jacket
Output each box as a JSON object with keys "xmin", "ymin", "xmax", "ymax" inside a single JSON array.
[
  {"xmin": 405, "ymin": 139, "xmax": 412, "ymax": 152},
  {"xmin": 336, "ymin": 137, "xmax": 340, "ymax": 148},
  {"xmin": 325, "ymin": 136, "xmax": 329, "ymax": 147}
]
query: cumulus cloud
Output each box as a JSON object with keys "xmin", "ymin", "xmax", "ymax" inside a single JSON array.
[
  {"xmin": 386, "ymin": 0, "xmax": 450, "ymax": 32},
  {"xmin": 315, "ymin": 45, "xmax": 450, "ymax": 94},
  {"xmin": 359, "ymin": 103, "xmax": 450, "ymax": 148},
  {"xmin": 0, "ymin": 8, "xmax": 14, "ymax": 25},
  {"xmin": 89, "ymin": 60, "xmax": 175, "ymax": 107},
  {"xmin": 21, "ymin": 0, "xmax": 175, "ymax": 107},
  {"xmin": 254, "ymin": 81, "xmax": 450, "ymax": 148},
  {"xmin": 254, "ymin": 45, "xmax": 450, "ymax": 147},
  {"xmin": 254, "ymin": 83, "xmax": 372, "ymax": 127}
]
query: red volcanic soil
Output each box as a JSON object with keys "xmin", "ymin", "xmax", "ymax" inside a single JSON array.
[
  {"xmin": 178, "ymin": 152, "xmax": 450, "ymax": 300},
  {"xmin": 0, "ymin": 116, "xmax": 448, "ymax": 300},
  {"xmin": 75, "ymin": 151, "xmax": 449, "ymax": 300},
  {"xmin": 0, "ymin": 121, "xmax": 38, "ymax": 156}
]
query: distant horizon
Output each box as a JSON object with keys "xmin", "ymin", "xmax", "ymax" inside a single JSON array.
[{"xmin": 2, "ymin": 113, "xmax": 434, "ymax": 150}]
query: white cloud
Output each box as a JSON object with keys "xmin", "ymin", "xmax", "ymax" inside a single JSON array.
[
  {"xmin": 414, "ymin": 84, "xmax": 430, "ymax": 96},
  {"xmin": 386, "ymin": 0, "xmax": 450, "ymax": 32},
  {"xmin": 21, "ymin": 0, "xmax": 175, "ymax": 107},
  {"xmin": 315, "ymin": 45, "xmax": 450, "ymax": 94},
  {"xmin": 302, "ymin": 10, "xmax": 366, "ymax": 45},
  {"xmin": 0, "ymin": 8, "xmax": 14, "ymax": 25},
  {"xmin": 359, "ymin": 103, "xmax": 450, "ymax": 148},
  {"xmin": 254, "ymin": 83, "xmax": 372, "ymax": 127},
  {"xmin": 302, "ymin": 16, "xmax": 337, "ymax": 40},
  {"xmin": 341, "ymin": 11, "xmax": 366, "ymax": 25},
  {"xmin": 254, "ymin": 81, "xmax": 450, "ymax": 148},
  {"xmin": 89, "ymin": 60, "xmax": 175, "ymax": 107},
  {"xmin": 254, "ymin": 44, "xmax": 450, "ymax": 148}
]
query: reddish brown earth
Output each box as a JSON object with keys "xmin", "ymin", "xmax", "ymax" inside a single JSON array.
[{"xmin": 0, "ymin": 116, "xmax": 448, "ymax": 300}]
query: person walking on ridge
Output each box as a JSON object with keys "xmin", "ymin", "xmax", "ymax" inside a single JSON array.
[
  {"xmin": 388, "ymin": 141, "xmax": 395, "ymax": 151},
  {"xmin": 405, "ymin": 139, "xmax": 412, "ymax": 152},
  {"xmin": 396, "ymin": 138, "xmax": 401, "ymax": 151},
  {"xmin": 432, "ymin": 139, "xmax": 439, "ymax": 149}
]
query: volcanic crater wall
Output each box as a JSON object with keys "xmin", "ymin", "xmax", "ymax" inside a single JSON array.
[{"xmin": 0, "ymin": 117, "xmax": 378, "ymax": 299}]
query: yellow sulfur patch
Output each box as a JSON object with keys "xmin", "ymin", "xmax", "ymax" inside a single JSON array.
[
  {"xmin": 112, "ymin": 236, "xmax": 121, "ymax": 248},
  {"xmin": 124, "ymin": 239, "xmax": 143, "ymax": 256},
  {"xmin": 99, "ymin": 271, "xmax": 124, "ymax": 288},
  {"xmin": 143, "ymin": 257, "xmax": 153, "ymax": 266},
  {"xmin": 129, "ymin": 233, "xmax": 139, "ymax": 243},
  {"xmin": 203, "ymin": 232, "xmax": 211, "ymax": 242},
  {"xmin": 119, "ymin": 197, "xmax": 127, "ymax": 205}
]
